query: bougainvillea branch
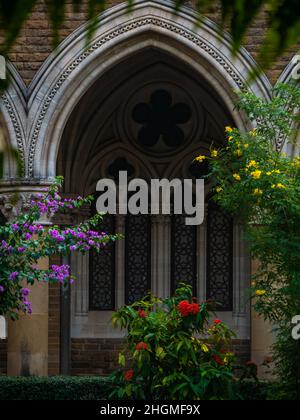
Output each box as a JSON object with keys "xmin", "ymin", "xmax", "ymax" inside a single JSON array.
[{"xmin": 0, "ymin": 176, "xmax": 119, "ymax": 320}]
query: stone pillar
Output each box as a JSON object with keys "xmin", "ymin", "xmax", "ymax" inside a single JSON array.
[
  {"xmin": 115, "ymin": 215, "xmax": 126, "ymax": 308},
  {"xmin": 232, "ymin": 223, "xmax": 251, "ymax": 340},
  {"xmin": 197, "ymin": 205, "xmax": 207, "ymax": 302},
  {"xmin": 0, "ymin": 187, "xmax": 51, "ymax": 376},
  {"xmin": 251, "ymin": 259, "xmax": 274, "ymax": 378},
  {"xmin": 7, "ymin": 258, "xmax": 49, "ymax": 376},
  {"xmin": 151, "ymin": 215, "xmax": 171, "ymax": 298}
]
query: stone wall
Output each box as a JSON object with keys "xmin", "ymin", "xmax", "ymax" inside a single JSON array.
[
  {"xmin": 0, "ymin": 339, "xmax": 7, "ymax": 375},
  {"xmin": 0, "ymin": 0, "xmax": 298, "ymax": 85}
]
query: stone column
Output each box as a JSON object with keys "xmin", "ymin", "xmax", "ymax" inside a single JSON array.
[
  {"xmin": 115, "ymin": 215, "xmax": 126, "ymax": 308},
  {"xmin": 232, "ymin": 222, "xmax": 251, "ymax": 340},
  {"xmin": 251, "ymin": 258, "xmax": 274, "ymax": 378},
  {"xmin": 7, "ymin": 259, "xmax": 49, "ymax": 376},
  {"xmin": 151, "ymin": 215, "xmax": 171, "ymax": 298},
  {"xmin": 197, "ymin": 205, "xmax": 207, "ymax": 302},
  {"xmin": 0, "ymin": 187, "xmax": 51, "ymax": 376}
]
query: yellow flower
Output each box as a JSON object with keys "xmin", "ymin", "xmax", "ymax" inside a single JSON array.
[
  {"xmin": 247, "ymin": 160, "xmax": 258, "ymax": 169},
  {"xmin": 274, "ymin": 169, "xmax": 281, "ymax": 174},
  {"xmin": 195, "ymin": 155, "xmax": 206, "ymax": 163},
  {"xmin": 225, "ymin": 126, "xmax": 233, "ymax": 133},
  {"xmin": 216, "ymin": 186, "xmax": 223, "ymax": 193},
  {"xmin": 256, "ymin": 290, "xmax": 266, "ymax": 296},
  {"xmin": 249, "ymin": 129, "xmax": 257, "ymax": 136},
  {"xmin": 251, "ymin": 170, "xmax": 262, "ymax": 179},
  {"xmin": 253, "ymin": 188, "xmax": 263, "ymax": 196},
  {"xmin": 211, "ymin": 149, "xmax": 218, "ymax": 158},
  {"xmin": 233, "ymin": 173, "xmax": 241, "ymax": 181},
  {"xmin": 228, "ymin": 136, "xmax": 234, "ymax": 141},
  {"xmin": 266, "ymin": 171, "xmax": 272, "ymax": 176},
  {"xmin": 224, "ymin": 352, "xmax": 234, "ymax": 365},
  {"xmin": 272, "ymin": 183, "xmax": 286, "ymax": 189},
  {"xmin": 235, "ymin": 149, "xmax": 243, "ymax": 157},
  {"xmin": 244, "ymin": 144, "xmax": 249, "ymax": 149},
  {"xmin": 201, "ymin": 344, "xmax": 209, "ymax": 353}
]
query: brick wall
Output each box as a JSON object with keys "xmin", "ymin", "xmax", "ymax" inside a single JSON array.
[
  {"xmin": 0, "ymin": 339, "xmax": 7, "ymax": 376},
  {"xmin": 0, "ymin": 0, "xmax": 298, "ymax": 86},
  {"xmin": 232, "ymin": 339, "xmax": 251, "ymax": 365},
  {"xmin": 71, "ymin": 338, "xmax": 124, "ymax": 376},
  {"xmin": 48, "ymin": 256, "xmax": 61, "ymax": 376},
  {"xmin": 70, "ymin": 338, "xmax": 250, "ymax": 376}
]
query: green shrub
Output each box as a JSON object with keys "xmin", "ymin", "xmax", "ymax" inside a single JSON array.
[
  {"xmin": 110, "ymin": 284, "xmax": 238, "ymax": 400},
  {"xmin": 0, "ymin": 376, "xmax": 280, "ymax": 400},
  {"xmin": 0, "ymin": 376, "xmax": 111, "ymax": 400},
  {"xmin": 202, "ymin": 83, "xmax": 300, "ymax": 397}
]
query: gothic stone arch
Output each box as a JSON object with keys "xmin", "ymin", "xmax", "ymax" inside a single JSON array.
[{"xmin": 26, "ymin": 0, "xmax": 272, "ymax": 181}]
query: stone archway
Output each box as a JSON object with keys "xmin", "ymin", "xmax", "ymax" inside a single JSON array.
[
  {"xmin": 54, "ymin": 35, "xmax": 255, "ymax": 374},
  {"xmin": 277, "ymin": 57, "xmax": 300, "ymax": 158},
  {"xmin": 0, "ymin": 62, "xmax": 27, "ymax": 179},
  {"xmin": 25, "ymin": 0, "xmax": 272, "ymax": 181},
  {"xmin": 1, "ymin": 0, "xmax": 275, "ymax": 376}
]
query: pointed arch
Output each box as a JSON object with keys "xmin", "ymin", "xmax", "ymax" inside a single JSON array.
[
  {"xmin": 276, "ymin": 56, "xmax": 300, "ymax": 157},
  {"xmin": 0, "ymin": 61, "xmax": 27, "ymax": 178},
  {"xmin": 25, "ymin": 0, "xmax": 272, "ymax": 180}
]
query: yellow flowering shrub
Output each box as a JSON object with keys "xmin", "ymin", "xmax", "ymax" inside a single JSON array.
[{"xmin": 195, "ymin": 83, "xmax": 300, "ymax": 398}]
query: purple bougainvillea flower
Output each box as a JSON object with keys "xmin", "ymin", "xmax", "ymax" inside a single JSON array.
[
  {"xmin": 20, "ymin": 288, "xmax": 31, "ymax": 297},
  {"xmin": 9, "ymin": 272, "xmax": 19, "ymax": 281},
  {"xmin": 0, "ymin": 285, "xmax": 5, "ymax": 293}
]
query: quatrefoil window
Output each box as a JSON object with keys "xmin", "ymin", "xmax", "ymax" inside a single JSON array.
[{"xmin": 132, "ymin": 90, "xmax": 192, "ymax": 150}]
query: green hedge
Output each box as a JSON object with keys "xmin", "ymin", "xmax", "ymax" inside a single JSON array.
[
  {"xmin": 0, "ymin": 376, "xmax": 276, "ymax": 400},
  {"xmin": 0, "ymin": 376, "xmax": 112, "ymax": 400}
]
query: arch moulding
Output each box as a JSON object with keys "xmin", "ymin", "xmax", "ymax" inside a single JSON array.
[{"xmin": 24, "ymin": 0, "xmax": 272, "ymax": 180}]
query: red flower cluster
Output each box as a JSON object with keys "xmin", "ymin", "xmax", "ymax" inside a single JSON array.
[
  {"xmin": 213, "ymin": 354, "xmax": 224, "ymax": 365},
  {"xmin": 136, "ymin": 342, "xmax": 148, "ymax": 351},
  {"xmin": 124, "ymin": 369, "xmax": 134, "ymax": 382},
  {"xmin": 138, "ymin": 309, "xmax": 147, "ymax": 318},
  {"xmin": 213, "ymin": 319, "xmax": 222, "ymax": 325},
  {"xmin": 178, "ymin": 300, "xmax": 200, "ymax": 317}
]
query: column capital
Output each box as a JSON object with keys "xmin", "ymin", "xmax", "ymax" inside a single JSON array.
[{"xmin": 0, "ymin": 182, "xmax": 52, "ymax": 222}]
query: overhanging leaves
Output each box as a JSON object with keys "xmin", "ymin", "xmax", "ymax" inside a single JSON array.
[{"xmin": 0, "ymin": 0, "xmax": 299, "ymax": 72}]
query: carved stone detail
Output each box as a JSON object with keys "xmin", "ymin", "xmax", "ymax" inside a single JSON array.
[{"xmin": 27, "ymin": 16, "xmax": 248, "ymax": 177}]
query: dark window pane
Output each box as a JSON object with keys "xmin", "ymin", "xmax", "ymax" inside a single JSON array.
[
  {"xmin": 89, "ymin": 214, "xmax": 115, "ymax": 311},
  {"xmin": 171, "ymin": 214, "xmax": 197, "ymax": 294},
  {"xmin": 207, "ymin": 202, "xmax": 233, "ymax": 311},
  {"xmin": 125, "ymin": 214, "xmax": 151, "ymax": 304}
]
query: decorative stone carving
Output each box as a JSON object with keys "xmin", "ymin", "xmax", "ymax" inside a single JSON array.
[
  {"xmin": 0, "ymin": 192, "xmax": 34, "ymax": 219},
  {"xmin": 24, "ymin": 2, "xmax": 272, "ymax": 179}
]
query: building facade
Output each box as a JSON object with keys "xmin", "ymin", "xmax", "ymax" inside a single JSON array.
[{"xmin": 0, "ymin": 0, "xmax": 299, "ymax": 377}]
